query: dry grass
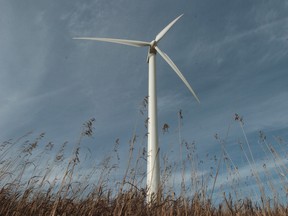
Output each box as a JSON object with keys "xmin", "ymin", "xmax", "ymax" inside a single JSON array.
[{"xmin": 0, "ymin": 116, "xmax": 288, "ymax": 215}]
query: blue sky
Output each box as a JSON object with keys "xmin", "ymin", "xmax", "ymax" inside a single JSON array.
[{"xmin": 1, "ymin": 0, "xmax": 288, "ymax": 201}]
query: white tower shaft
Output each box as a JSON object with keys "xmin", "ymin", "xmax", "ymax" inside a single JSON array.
[{"xmin": 147, "ymin": 51, "xmax": 160, "ymax": 202}]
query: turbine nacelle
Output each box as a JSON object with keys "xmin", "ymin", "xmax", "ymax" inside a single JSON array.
[
  {"xmin": 150, "ymin": 40, "xmax": 157, "ymax": 48},
  {"xmin": 149, "ymin": 40, "xmax": 157, "ymax": 55}
]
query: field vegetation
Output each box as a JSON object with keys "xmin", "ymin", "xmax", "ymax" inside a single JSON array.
[{"xmin": 0, "ymin": 113, "xmax": 287, "ymax": 215}]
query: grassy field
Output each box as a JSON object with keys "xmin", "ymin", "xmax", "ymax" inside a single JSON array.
[{"xmin": 0, "ymin": 116, "xmax": 287, "ymax": 215}]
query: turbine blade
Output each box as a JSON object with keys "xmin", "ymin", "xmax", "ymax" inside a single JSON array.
[
  {"xmin": 155, "ymin": 14, "xmax": 183, "ymax": 43},
  {"xmin": 155, "ymin": 46, "xmax": 200, "ymax": 103},
  {"xmin": 73, "ymin": 37, "xmax": 150, "ymax": 47},
  {"xmin": 146, "ymin": 48, "xmax": 151, "ymax": 63}
]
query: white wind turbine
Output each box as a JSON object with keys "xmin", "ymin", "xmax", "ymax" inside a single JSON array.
[{"xmin": 74, "ymin": 14, "xmax": 200, "ymax": 201}]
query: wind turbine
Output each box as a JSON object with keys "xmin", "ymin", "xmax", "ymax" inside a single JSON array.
[{"xmin": 74, "ymin": 14, "xmax": 200, "ymax": 202}]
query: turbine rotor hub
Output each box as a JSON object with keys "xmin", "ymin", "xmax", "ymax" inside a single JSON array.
[{"xmin": 150, "ymin": 40, "xmax": 157, "ymax": 47}]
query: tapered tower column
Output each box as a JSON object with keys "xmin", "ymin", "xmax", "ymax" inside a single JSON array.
[{"xmin": 147, "ymin": 48, "xmax": 160, "ymax": 202}]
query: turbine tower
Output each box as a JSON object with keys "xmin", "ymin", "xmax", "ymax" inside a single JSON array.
[{"xmin": 74, "ymin": 14, "xmax": 200, "ymax": 202}]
